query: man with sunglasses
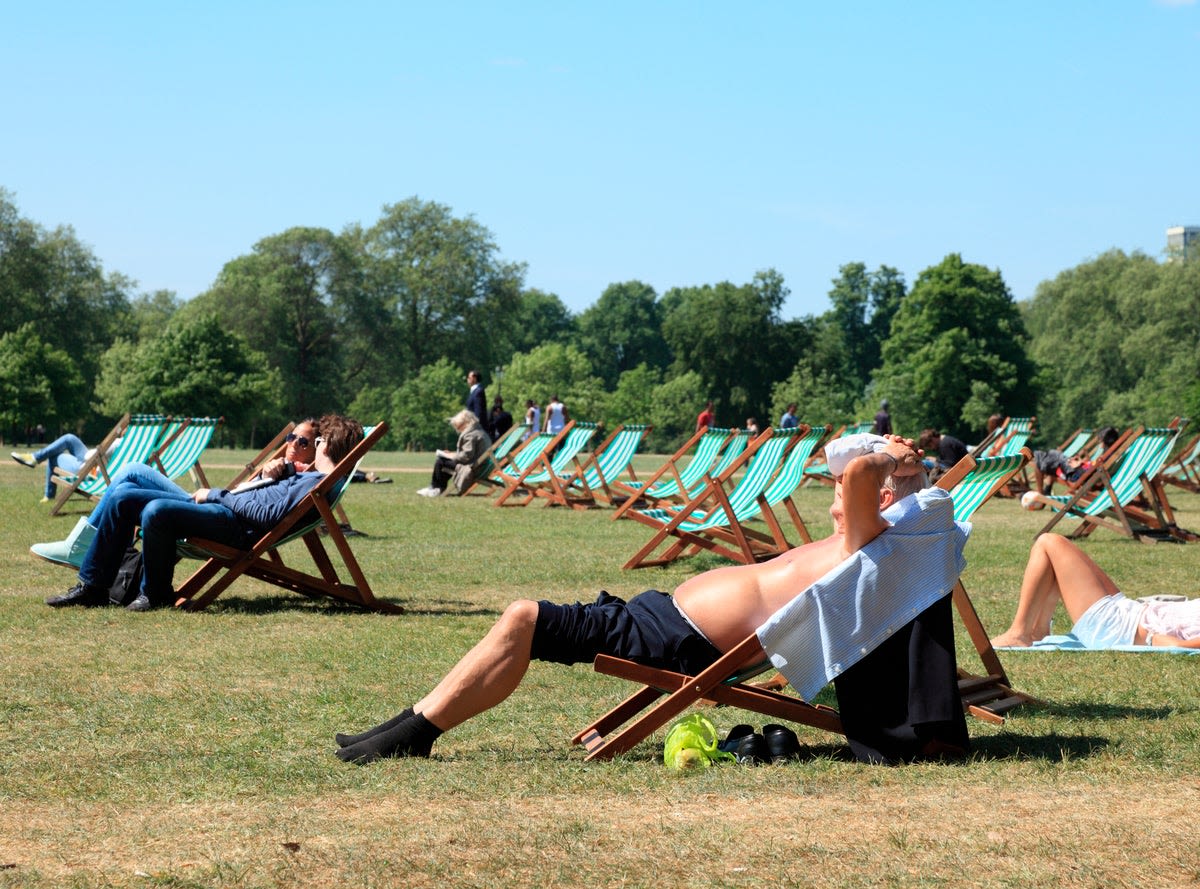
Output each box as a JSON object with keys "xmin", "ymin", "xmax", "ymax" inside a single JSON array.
[{"xmin": 31, "ymin": 415, "xmax": 363, "ymax": 612}]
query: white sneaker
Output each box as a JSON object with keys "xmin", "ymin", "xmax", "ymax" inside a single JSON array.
[{"xmin": 416, "ymin": 487, "xmax": 443, "ymax": 497}]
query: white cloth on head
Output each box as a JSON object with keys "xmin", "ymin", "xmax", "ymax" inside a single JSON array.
[
  {"xmin": 823, "ymin": 433, "xmax": 891, "ymax": 477},
  {"xmin": 755, "ymin": 486, "xmax": 970, "ymax": 702}
]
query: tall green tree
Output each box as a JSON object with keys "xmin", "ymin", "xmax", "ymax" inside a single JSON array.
[
  {"xmin": 188, "ymin": 227, "xmax": 353, "ymax": 422},
  {"xmin": 0, "ymin": 324, "xmax": 86, "ymax": 439},
  {"xmin": 660, "ymin": 269, "xmax": 793, "ymax": 422},
  {"xmin": 495, "ymin": 288, "xmax": 576, "ymax": 359},
  {"xmin": 387, "ymin": 358, "xmax": 465, "ymax": 451},
  {"xmin": 1024, "ymin": 249, "xmax": 1200, "ymax": 441},
  {"xmin": 0, "ymin": 189, "xmax": 132, "ymax": 418},
  {"xmin": 93, "ymin": 314, "xmax": 281, "ymax": 440},
  {"xmin": 500, "ymin": 343, "xmax": 607, "ymax": 425},
  {"xmin": 575, "ymin": 281, "xmax": 670, "ymax": 389},
  {"xmin": 360, "ymin": 198, "xmax": 526, "ymax": 379},
  {"xmin": 825, "ymin": 262, "xmax": 906, "ymax": 392},
  {"xmin": 872, "ymin": 253, "xmax": 1038, "ymax": 439}
]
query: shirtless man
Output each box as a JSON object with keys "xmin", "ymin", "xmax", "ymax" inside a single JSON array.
[
  {"xmin": 990, "ymin": 533, "xmax": 1200, "ymax": 649},
  {"xmin": 335, "ymin": 434, "xmax": 926, "ymax": 763}
]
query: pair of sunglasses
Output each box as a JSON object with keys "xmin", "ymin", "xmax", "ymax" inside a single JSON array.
[{"xmin": 286, "ymin": 432, "xmax": 314, "ymax": 448}]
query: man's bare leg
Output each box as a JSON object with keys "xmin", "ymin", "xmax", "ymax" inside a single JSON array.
[
  {"xmin": 991, "ymin": 534, "xmax": 1119, "ymax": 647},
  {"xmin": 413, "ymin": 599, "xmax": 540, "ymax": 730},
  {"xmin": 336, "ymin": 600, "xmax": 539, "ymax": 761}
]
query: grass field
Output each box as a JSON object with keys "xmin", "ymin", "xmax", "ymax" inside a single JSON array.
[{"xmin": 2, "ymin": 449, "xmax": 1199, "ymax": 888}]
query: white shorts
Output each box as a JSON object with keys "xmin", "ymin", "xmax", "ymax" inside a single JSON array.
[{"xmin": 1070, "ymin": 593, "xmax": 1142, "ymax": 648}]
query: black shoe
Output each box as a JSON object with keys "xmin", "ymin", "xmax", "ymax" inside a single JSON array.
[
  {"xmin": 763, "ymin": 723, "xmax": 802, "ymax": 763},
  {"xmin": 46, "ymin": 582, "xmax": 108, "ymax": 608},
  {"xmin": 734, "ymin": 733, "xmax": 771, "ymax": 765},
  {"xmin": 718, "ymin": 723, "xmax": 756, "ymax": 755},
  {"xmin": 125, "ymin": 593, "xmax": 160, "ymax": 612}
]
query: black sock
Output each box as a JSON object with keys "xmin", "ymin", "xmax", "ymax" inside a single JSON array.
[
  {"xmin": 336, "ymin": 712, "xmax": 442, "ymax": 764},
  {"xmin": 335, "ymin": 707, "xmax": 414, "ymax": 747}
]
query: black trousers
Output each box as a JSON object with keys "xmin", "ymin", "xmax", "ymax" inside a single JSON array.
[
  {"xmin": 431, "ymin": 455, "xmax": 456, "ymax": 490},
  {"xmin": 832, "ymin": 594, "xmax": 970, "ymax": 764}
]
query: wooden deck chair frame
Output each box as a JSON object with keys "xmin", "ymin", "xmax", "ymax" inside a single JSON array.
[
  {"xmin": 573, "ymin": 452, "xmax": 1036, "ymax": 760},
  {"xmin": 492, "ymin": 421, "xmax": 599, "ymax": 507},
  {"xmin": 1029, "ymin": 425, "xmax": 1195, "ymax": 543},
  {"xmin": 172, "ymin": 423, "xmax": 403, "ymax": 614},
  {"xmin": 50, "ymin": 413, "xmax": 169, "ymax": 515},
  {"xmin": 534, "ymin": 423, "xmax": 652, "ymax": 509},
  {"xmin": 620, "ymin": 427, "xmax": 798, "ymax": 569}
]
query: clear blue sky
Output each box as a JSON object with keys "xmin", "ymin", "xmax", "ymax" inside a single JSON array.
[{"xmin": 3, "ymin": 1, "xmax": 1198, "ymax": 319}]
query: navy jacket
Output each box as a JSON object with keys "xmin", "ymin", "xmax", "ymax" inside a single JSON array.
[{"xmin": 208, "ymin": 472, "xmax": 326, "ymax": 534}]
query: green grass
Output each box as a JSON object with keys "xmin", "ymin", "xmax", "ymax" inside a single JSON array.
[{"xmin": 2, "ymin": 451, "xmax": 1199, "ymax": 887}]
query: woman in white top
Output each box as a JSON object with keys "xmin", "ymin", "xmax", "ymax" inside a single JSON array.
[
  {"xmin": 543, "ymin": 394, "xmax": 569, "ymax": 435},
  {"xmin": 991, "ymin": 534, "xmax": 1200, "ymax": 649}
]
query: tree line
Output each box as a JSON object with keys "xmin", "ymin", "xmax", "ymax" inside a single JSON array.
[{"xmin": 2, "ymin": 187, "xmax": 1197, "ymax": 454}]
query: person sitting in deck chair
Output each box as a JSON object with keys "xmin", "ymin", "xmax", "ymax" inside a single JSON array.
[
  {"xmin": 31, "ymin": 415, "xmax": 363, "ymax": 612},
  {"xmin": 335, "ymin": 433, "xmax": 967, "ymax": 764},
  {"xmin": 991, "ymin": 534, "xmax": 1200, "ymax": 649}
]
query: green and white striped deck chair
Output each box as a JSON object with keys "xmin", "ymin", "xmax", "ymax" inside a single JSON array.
[
  {"xmin": 622, "ymin": 427, "xmax": 802, "ymax": 568},
  {"xmin": 478, "ymin": 431, "xmax": 555, "ymax": 491},
  {"xmin": 545, "ymin": 423, "xmax": 652, "ymax": 508},
  {"xmin": 50, "ymin": 413, "xmax": 170, "ymax": 515},
  {"xmin": 493, "ymin": 421, "xmax": 599, "ymax": 506},
  {"xmin": 174, "ymin": 422, "xmax": 403, "ymax": 613},
  {"xmin": 150, "ymin": 417, "xmax": 221, "ymax": 487},
  {"xmin": 702, "ymin": 423, "xmax": 833, "ymax": 562},
  {"xmin": 1160, "ymin": 432, "xmax": 1200, "ymax": 494},
  {"xmin": 1057, "ymin": 428, "xmax": 1094, "ymax": 460},
  {"xmin": 610, "ymin": 426, "xmax": 739, "ymax": 518},
  {"xmin": 1030, "ymin": 425, "xmax": 1193, "ymax": 542}
]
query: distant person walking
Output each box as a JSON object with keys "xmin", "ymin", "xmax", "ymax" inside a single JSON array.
[
  {"xmin": 523, "ymin": 400, "xmax": 541, "ymax": 441},
  {"xmin": 696, "ymin": 401, "xmax": 715, "ymax": 431},
  {"xmin": 873, "ymin": 400, "xmax": 892, "ymax": 436},
  {"xmin": 779, "ymin": 403, "xmax": 799, "ymax": 429},
  {"xmin": 543, "ymin": 394, "xmax": 569, "ymax": 436}
]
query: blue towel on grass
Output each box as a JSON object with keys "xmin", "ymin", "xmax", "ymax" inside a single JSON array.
[{"xmin": 996, "ymin": 634, "xmax": 1199, "ymax": 654}]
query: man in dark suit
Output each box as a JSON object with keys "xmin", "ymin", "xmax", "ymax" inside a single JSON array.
[{"xmin": 465, "ymin": 370, "xmax": 487, "ymax": 427}]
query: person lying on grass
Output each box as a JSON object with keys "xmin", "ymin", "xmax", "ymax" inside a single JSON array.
[
  {"xmin": 30, "ymin": 415, "xmax": 362, "ymax": 613},
  {"xmin": 336, "ymin": 433, "xmax": 956, "ymax": 764},
  {"xmin": 990, "ymin": 533, "xmax": 1200, "ymax": 649}
]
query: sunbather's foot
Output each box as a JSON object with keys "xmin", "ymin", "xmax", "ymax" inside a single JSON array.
[
  {"xmin": 989, "ymin": 629, "xmax": 1035, "ymax": 648},
  {"xmin": 11, "ymin": 451, "xmax": 37, "ymax": 468},
  {"xmin": 336, "ymin": 712, "xmax": 441, "ymax": 764},
  {"xmin": 335, "ymin": 707, "xmax": 414, "ymax": 747}
]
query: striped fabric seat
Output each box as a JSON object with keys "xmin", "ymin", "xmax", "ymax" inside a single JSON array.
[
  {"xmin": 493, "ymin": 422, "xmax": 600, "ymax": 506},
  {"xmin": 620, "ymin": 427, "xmax": 736, "ymax": 502},
  {"xmin": 550, "ymin": 423, "xmax": 651, "ymax": 508},
  {"xmin": 945, "ymin": 451, "xmax": 1033, "ymax": 522},
  {"xmin": 151, "ymin": 417, "xmax": 221, "ymax": 485}
]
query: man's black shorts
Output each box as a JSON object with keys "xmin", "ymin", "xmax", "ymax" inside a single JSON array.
[{"xmin": 530, "ymin": 590, "xmax": 722, "ymax": 675}]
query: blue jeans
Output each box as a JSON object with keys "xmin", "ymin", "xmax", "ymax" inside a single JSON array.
[
  {"xmin": 35, "ymin": 434, "xmax": 89, "ymax": 499},
  {"xmin": 78, "ymin": 464, "xmax": 247, "ymax": 601}
]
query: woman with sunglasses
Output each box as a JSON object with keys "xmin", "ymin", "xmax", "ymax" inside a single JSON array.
[{"xmin": 233, "ymin": 419, "xmax": 319, "ymax": 489}]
